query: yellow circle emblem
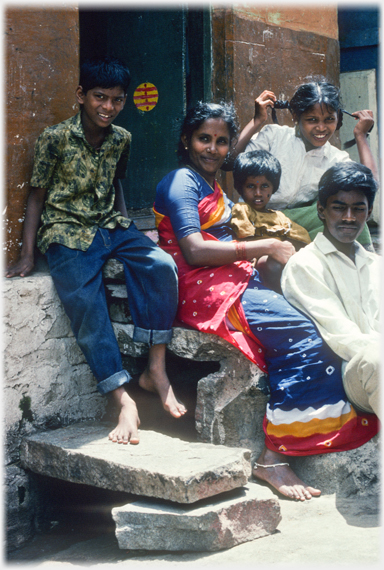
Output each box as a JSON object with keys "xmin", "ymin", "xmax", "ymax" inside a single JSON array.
[{"xmin": 133, "ymin": 83, "xmax": 159, "ymax": 111}]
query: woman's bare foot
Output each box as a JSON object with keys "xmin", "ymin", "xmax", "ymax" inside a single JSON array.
[
  {"xmin": 138, "ymin": 343, "xmax": 187, "ymax": 418},
  {"xmin": 253, "ymin": 446, "xmax": 321, "ymax": 501},
  {"xmin": 108, "ymin": 387, "xmax": 141, "ymax": 444},
  {"xmin": 139, "ymin": 368, "xmax": 187, "ymax": 418}
]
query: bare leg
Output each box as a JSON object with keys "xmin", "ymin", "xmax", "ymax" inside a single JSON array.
[
  {"xmin": 139, "ymin": 343, "xmax": 187, "ymax": 418},
  {"xmin": 253, "ymin": 446, "xmax": 321, "ymax": 501},
  {"xmin": 108, "ymin": 386, "xmax": 141, "ymax": 444}
]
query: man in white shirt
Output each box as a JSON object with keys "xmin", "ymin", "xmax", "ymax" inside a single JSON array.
[{"xmin": 281, "ymin": 161, "xmax": 380, "ymax": 418}]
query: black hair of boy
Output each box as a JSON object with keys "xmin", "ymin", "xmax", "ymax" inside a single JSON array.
[
  {"xmin": 79, "ymin": 56, "xmax": 131, "ymax": 94},
  {"xmin": 233, "ymin": 150, "xmax": 282, "ymax": 195},
  {"xmin": 318, "ymin": 162, "xmax": 377, "ymax": 209}
]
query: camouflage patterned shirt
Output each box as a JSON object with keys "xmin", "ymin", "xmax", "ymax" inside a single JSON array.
[{"xmin": 31, "ymin": 113, "xmax": 132, "ymax": 253}]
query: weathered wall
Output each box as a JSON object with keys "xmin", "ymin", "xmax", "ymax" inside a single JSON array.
[
  {"xmin": 211, "ymin": 6, "xmax": 339, "ymax": 200},
  {"xmin": 4, "ymin": 269, "xmax": 107, "ymax": 550},
  {"xmin": 232, "ymin": 5, "xmax": 338, "ymax": 39},
  {"xmin": 4, "ymin": 6, "xmax": 80, "ymax": 549},
  {"xmin": 4, "ymin": 6, "xmax": 79, "ymax": 266}
]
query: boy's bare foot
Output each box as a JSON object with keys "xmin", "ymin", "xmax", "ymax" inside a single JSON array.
[
  {"xmin": 253, "ymin": 446, "xmax": 321, "ymax": 501},
  {"xmin": 139, "ymin": 368, "xmax": 187, "ymax": 418},
  {"xmin": 138, "ymin": 343, "xmax": 187, "ymax": 418},
  {"xmin": 108, "ymin": 387, "xmax": 140, "ymax": 444}
]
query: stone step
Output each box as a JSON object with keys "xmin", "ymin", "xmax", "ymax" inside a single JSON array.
[
  {"xmin": 20, "ymin": 422, "xmax": 251, "ymax": 504},
  {"xmin": 112, "ymin": 483, "xmax": 281, "ymax": 551}
]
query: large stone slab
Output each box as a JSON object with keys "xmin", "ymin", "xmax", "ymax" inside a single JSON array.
[
  {"xmin": 20, "ymin": 422, "xmax": 251, "ymax": 503},
  {"xmin": 111, "ymin": 320, "xmax": 380, "ymax": 499},
  {"xmin": 112, "ymin": 483, "xmax": 281, "ymax": 551}
]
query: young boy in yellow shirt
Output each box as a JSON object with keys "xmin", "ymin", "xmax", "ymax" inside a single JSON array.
[{"xmin": 231, "ymin": 149, "xmax": 310, "ymax": 292}]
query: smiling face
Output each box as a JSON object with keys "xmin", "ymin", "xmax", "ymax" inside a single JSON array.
[
  {"xmin": 296, "ymin": 103, "xmax": 338, "ymax": 150},
  {"xmin": 76, "ymin": 85, "xmax": 126, "ymax": 130},
  {"xmin": 317, "ymin": 189, "xmax": 372, "ymax": 254},
  {"xmin": 241, "ymin": 175, "xmax": 274, "ymax": 212},
  {"xmin": 181, "ymin": 118, "xmax": 230, "ymax": 186}
]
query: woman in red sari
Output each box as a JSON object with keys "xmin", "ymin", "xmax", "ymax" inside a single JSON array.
[{"xmin": 153, "ymin": 102, "xmax": 378, "ymax": 501}]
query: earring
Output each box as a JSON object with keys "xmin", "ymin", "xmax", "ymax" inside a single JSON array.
[{"xmin": 185, "ymin": 146, "xmax": 188, "ymax": 150}]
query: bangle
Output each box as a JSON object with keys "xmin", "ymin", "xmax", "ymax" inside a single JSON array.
[{"xmin": 235, "ymin": 241, "xmax": 247, "ymax": 261}]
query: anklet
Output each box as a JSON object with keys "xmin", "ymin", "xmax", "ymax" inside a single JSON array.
[{"xmin": 254, "ymin": 462, "xmax": 289, "ymax": 469}]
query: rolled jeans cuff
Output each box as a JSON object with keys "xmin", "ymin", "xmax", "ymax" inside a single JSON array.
[
  {"xmin": 133, "ymin": 326, "xmax": 173, "ymax": 346},
  {"xmin": 97, "ymin": 369, "xmax": 131, "ymax": 395}
]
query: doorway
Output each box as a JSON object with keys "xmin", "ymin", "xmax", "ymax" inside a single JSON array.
[{"xmin": 79, "ymin": 7, "xmax": 211, "ymax": 210}]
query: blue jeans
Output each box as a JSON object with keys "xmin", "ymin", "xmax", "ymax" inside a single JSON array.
[{"xmin": 45, "ymin": 225, "xmax": 178, "ymax": 395}]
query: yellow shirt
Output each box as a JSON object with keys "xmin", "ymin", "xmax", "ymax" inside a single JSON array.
[{"xmin": 231, "ymin": 203, "xmax": 310, "ymax": 247}]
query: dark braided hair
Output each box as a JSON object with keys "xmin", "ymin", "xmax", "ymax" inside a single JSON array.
[
  {"xmin": 271, "ymin": 99, "xmax": 290, "ymax": 125},
  {"xmin": 271, "ymin": 77, "xmax": 343, "ymax": 130}
]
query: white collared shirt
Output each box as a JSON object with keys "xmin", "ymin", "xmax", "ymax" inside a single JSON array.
[
  {"xmin": 246, "ymin": 124, "xmax": 351, "ymax": 210},
  {"xmin": 281, "ymin": 233, "xmax": 380, "ymax": 362}
]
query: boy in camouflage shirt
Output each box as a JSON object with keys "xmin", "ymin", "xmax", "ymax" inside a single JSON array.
[{"xmin": 7, "ymin": 56, "xmax": 185, "ymax": 444}]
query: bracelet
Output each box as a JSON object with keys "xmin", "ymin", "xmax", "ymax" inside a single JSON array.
[{"xmin": 235, "ymin": 241, "xmax": 247, "ymax": 261}]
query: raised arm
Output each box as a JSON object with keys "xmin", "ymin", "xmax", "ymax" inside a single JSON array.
[
  {"xmin": 6, "ymin": 187, "xmax": 47, "ymax": 278},
  {"xmin": 179, "ymin": 231, "xmax": 295, "ymax": 267},
  {"xmin": 224, "ymin": 90, "xmax": 276, "ymax": 169},
  {"xmin": 352, "ymin": 110, "xmax": 379, "ymax": 181}
]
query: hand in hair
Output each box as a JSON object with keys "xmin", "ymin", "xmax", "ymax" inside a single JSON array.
[
  {"xmin": 352, "ymin": 109, "xmax": 374, "ymax": 138},
  {"xmin": 223, "ymin": 90, "xmax": 278, "ymax": 169},
  {"xmin": 254, "ymin": 90, "xmax": 277, "ymax": 124}
]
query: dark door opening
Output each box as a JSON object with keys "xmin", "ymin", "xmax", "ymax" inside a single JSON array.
[{"xmin": 79, "ymin": 7, "xmax": 210, "ymax": 210}]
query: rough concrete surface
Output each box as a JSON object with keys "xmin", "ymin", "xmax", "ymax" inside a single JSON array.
[
  {"xmin": 20, "ymin": 423, "xmax": 252, "ymax": 503},
  {"xmin": 112, "ymin": 484, "xmax": 281, "ymax": 551},
  {"xmin": 3, "ymin": 271, "xmax": 106, "ymax": 445}
]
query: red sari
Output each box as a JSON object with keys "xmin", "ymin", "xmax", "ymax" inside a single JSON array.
[{"xmin": 155, "ymin": 180, "xmax": 268, "ymax": 372}]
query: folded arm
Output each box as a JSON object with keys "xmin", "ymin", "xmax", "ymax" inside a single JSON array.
[{"xmin": 179, "ymin": 231, "xmax": 295, "ymax": 267}]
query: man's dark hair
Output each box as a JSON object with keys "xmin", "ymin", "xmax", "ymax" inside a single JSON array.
[
  {"xmin": 318, "ymin": 162, "xmax": 378, "ymax": 209},
  {"xmin": 233, "ymin": 150, "xmax": 281, "ymax": 194},
  {"xmin": 79, "ymin": 56, "xmax": 131, "ymax": 94}
]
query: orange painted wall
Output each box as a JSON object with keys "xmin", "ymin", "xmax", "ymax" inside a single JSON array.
[
  {"xmin": 232, "ymin": 5, "xmax": 338, "ymax": 40},
  {"xmin": 5, "ymin": 7, "xmax": 79, "ymax": 265}
]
